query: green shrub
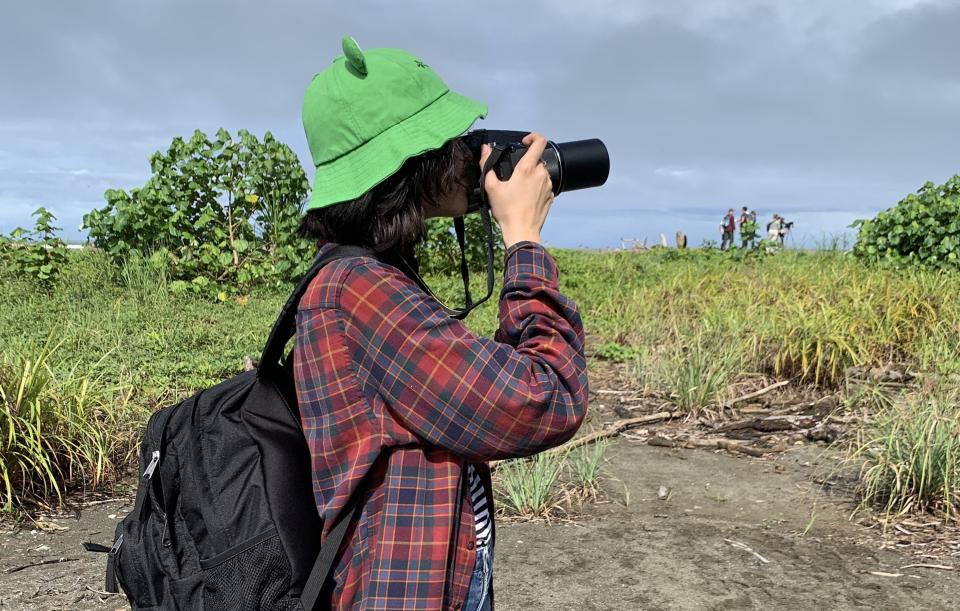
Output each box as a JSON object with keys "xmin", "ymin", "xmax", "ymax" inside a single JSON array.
[
  {"xmin": 852, "ymin": 175, "xmax": 960, "ymax": 269},
  {"xmin": 0, "ymin": 207, "xmax": 68, "ymax": 287},
  {"xmin": 82, "ymin": 129, "xmax": 313, "ymax": 293}
]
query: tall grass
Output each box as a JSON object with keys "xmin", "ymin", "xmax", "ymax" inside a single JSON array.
[
  {"xmin": 568, "ymin": 438, "xmax": 609, "ymax": 497},
  {"xmin": 851, "ymin": 392, "xmax": 960, "ymax": 522},
  {"xmin": 0, "ymin": 339, "xmax": 142, "ymax": 512},
  {"xmin": 553, "ymin": 249, "xmax": 960, "ymax": 392},
  {"xmin": 642, "ymin": 333, "xmax": 739, "ymax": 415},
  {"xmin": 495, "ymin": 452, "xmax": 567, "ymax": 517},
  {"xmin": 119, "ymin": 250, "xmax": 169, "ymax": 304}
]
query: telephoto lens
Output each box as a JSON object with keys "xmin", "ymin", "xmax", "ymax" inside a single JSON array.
[{"xmin": 462, "ymin": 130, "xmax": 609, "ymax": 210}]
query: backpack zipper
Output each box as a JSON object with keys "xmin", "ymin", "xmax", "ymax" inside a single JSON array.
[
  {"xmin": 110, "ymin": 532, "xmax": 124, "ymax": 554},
  {"xmin": 142, "ymin": 450, "xmax": 160, "ymax": 479},
  {"xmin": 105, "ymin": 533, "xmax": 123, "ymax": 593}
]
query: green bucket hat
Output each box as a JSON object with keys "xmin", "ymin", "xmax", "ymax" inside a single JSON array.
[{"xmin": 302, "ymin": 37, "xmax": 488, "ymax": 211}]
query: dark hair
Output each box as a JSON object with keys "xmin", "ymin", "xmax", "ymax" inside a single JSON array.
[{"xmin": 298, "ymin": 138, "xmax": 472, "ymax": 261}]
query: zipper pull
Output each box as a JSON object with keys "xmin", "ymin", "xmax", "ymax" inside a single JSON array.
[
  {"xmin": 110, "ymin": 533, "xmax": 124, "ymax": 553},
  {"xmin": 105, "ymin": 533, "xmax": 123, "ymax": 593},
  {"xmin": 142, "ymin": 450, "xmax": 160, "ymax": 479}
]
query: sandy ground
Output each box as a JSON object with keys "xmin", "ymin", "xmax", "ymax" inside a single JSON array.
[
  {"xmin": 493, "ymin": 442, "xmax": 958, "ymax": 610},
  {"xmin": 1, "ymin": 440, "xmax": 957, "ymax": 610}
]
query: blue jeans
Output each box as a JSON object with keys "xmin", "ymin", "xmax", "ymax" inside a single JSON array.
[{"xmin": 462, "ymin": 543, "xmax": 494, "ymax": 611}]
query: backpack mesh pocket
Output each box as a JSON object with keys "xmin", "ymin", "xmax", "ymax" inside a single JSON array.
[{"xmin": 199, "ymin": 529, "xmax": 300, "ymax": 611}]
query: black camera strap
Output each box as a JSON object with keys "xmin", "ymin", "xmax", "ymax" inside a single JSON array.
[
  {"xmin": 443, "ymin": 146, "xmax": 503, "ymax": 318},
  {"xmin": 394, "ymin": 146, "xmax": 503, "ymax": 320}
]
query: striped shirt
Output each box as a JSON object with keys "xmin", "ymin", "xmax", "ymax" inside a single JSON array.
[{"xmin": 467, "ymin": 464, "xmax": 491, "ymax": 547}]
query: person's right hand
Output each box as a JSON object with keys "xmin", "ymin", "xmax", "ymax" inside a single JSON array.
[{"xmin": 479, "ymin": 132, "xmax": 554, "ymax": 248}]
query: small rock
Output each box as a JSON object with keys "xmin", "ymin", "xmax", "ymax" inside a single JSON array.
[{"xmin": 658, "ymin": 485, "xmax": 670, "ymax": 500}]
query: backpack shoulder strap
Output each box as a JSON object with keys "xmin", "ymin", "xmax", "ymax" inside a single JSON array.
[
  {"xmin": 259, "ymin": 245, "xmax": 371, "ymax": 375},
  {"xmin": 298, "ymin": 490, "xmax": 365, "ymax": 610}
]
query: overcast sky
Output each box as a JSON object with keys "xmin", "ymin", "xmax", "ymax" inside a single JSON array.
[{"xmin": 2, "ymin": 0, "xmax": 958, "ymax": 248}]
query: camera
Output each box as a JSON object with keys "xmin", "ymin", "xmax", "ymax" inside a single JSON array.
[{"xmin": 460, "ymin": 130, "xmax": 610, "ymax": 212}]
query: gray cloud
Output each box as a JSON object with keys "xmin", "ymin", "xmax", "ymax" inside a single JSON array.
[{"xmin": 1, "ymin": 0, "xmax": 957, "ymax": 247}]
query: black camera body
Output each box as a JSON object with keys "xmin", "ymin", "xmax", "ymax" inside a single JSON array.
[{"xmin": 460, "ymin": 130, "xmax": 609, "ymax": 212}]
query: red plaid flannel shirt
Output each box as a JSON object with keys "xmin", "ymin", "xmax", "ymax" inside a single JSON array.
[{"xmin": 293, "ymin": 241, "xmax": 588, "ymax": 610}]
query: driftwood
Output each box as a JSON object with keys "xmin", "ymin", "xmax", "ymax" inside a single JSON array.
[
  {"xmin": 490, "ymin": 411, "xmax": 678, "ymax": 469},
  {"xmin": 682, "ymin": 438, "xmax": 786, "ymax": 457},
  {"xmin": 718, "ymin": 415, "xmax": 816, "ymax": 434},
  {"xmin": 723, "ymin": 538, "xmax": 770, "ymax": 564},
  {"xmin": 4, "ymin": 558, "xmax": 79, "ymax": 574},
  {"xmin": 716, "ymin": 439, "xmax": 785, "ymax": 458},
  {"xmin": 554, "ymin": 412, "xmax": 678, "ymax": 453},
  {"xmin": 645, "ymin": 435, "xmax": 787, "ymax": 458},
  {"xmin": 722, "ymin": 380, "xmax": 790, "ymax": 409}
]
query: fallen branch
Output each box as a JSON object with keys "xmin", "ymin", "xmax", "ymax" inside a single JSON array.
[
  {"xmin": 491, "ymin": 411, "xmax": 678, "ymax": 469},
  {"xmin": 85, "ymin": 585, "xmax": 119, "ymax": 597},
  {"xmin": 80, "ymin": 498, "xmax": 132, "ymax": 508},
  {"xmin": 718, "ymin": 415, "xmax": 817, "ymax": 434},
  {"xmin": 4, "ymin": 558, "xmax": 79, "ymax": 574},
  {"xmin": 552, "ymin": 412, "xmax": 677, "ymax": 454},
  {"xmin": 723, "ymin": 538, "xmax": 770, "ymax": 564},
  {"xmin": 899, "ymin": 563, "xmax": 955, "ymax": 571},
  {"xmin": 722, "ymin": 380, "xmax": 790, "ymax": 409},
  {"xmin": 716, "ymin": 439, "xmax": 784, "ymax": 458}
]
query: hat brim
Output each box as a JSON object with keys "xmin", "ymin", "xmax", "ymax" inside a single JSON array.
[{"xmin": 305, "ymin": 90, "xmax": 487, "ymax": 211}]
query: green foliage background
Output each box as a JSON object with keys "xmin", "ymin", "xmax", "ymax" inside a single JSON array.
[
  {"xmin": 853, "ymin": 175, "xmax": 960, "ymax": 269},
  {"xmin": 82, "ymin": 129, "xmax": 502, "ymax": 294},
  {"xmin": 82, "ymin": 129, "xmax": 314, "ymax": 294}
]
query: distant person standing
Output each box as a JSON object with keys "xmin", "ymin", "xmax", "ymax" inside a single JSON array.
[
  {"xmin": 767, "ymin": 214, "xmax": 783, "ymax": 244},
  {"xmin": 720, "ymin": 208, "xmax": 736, "ymax": 250},
  {"xmin": 739, "ymin": 206, "xmax": 758, "ymax": 249}
]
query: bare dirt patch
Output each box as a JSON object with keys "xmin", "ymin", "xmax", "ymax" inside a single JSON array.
[{"xmin": 493, "ymin": 441, "xmax": 959, "ymax": 610}]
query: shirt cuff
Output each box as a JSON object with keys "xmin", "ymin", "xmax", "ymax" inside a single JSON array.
[{"xmin": 504, "ymin": 241, "xmax": 559, "ymax": 285}]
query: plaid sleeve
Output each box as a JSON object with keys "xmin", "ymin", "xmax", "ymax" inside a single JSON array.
[{"xmin": 338, "ymin": 241, "xmax": 588, "ymax": 462}]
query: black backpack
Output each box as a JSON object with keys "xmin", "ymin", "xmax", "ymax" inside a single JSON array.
[{"xmin": 85, "ymin": 245, "xmax": 371, "ymax": 610}]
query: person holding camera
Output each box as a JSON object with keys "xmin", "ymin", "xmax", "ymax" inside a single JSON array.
[{"xmin": 293, "ymin": 38, "xmax": 588, "ymax": 610}]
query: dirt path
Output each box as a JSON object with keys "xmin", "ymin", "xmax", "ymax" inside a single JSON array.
[
  {"xmin": 493, "ymin": 441, "xmax": 958, "ymax": 610},
  {"xmin": 2, "ymin": 439, "xmax": 956, "ymax": 610}
]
